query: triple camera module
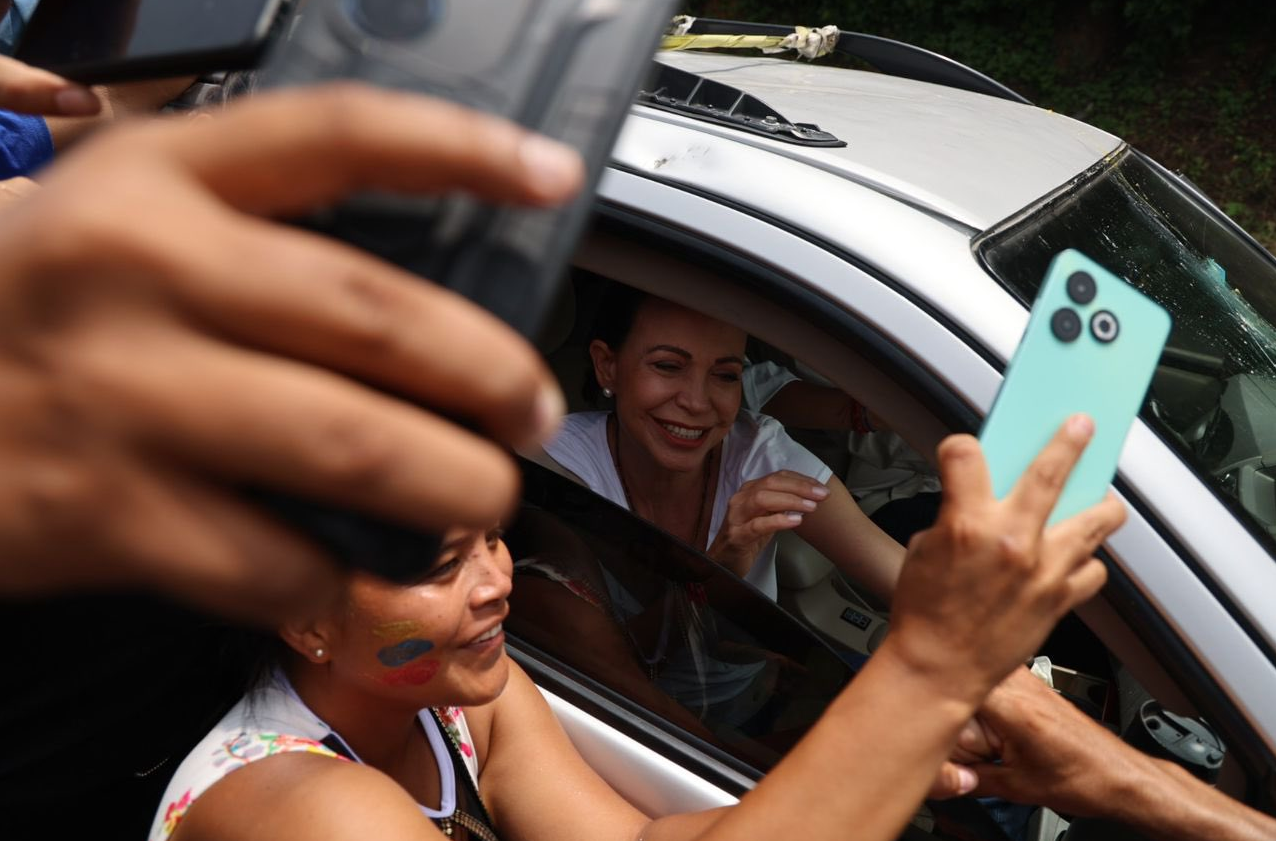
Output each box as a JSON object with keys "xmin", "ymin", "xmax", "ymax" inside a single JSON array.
[{"xmin": 1051, "ymin": 270, "xmax": 1119, "ymax": 344}]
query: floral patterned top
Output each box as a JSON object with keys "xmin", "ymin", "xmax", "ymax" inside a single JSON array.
[{"xmin": 148, "ymin": 673, "xmax": 478, "ymax": 841}]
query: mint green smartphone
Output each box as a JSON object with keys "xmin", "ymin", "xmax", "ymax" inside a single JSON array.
[{"xmin": 980, "ymin": 249, "xmax": 1172, "ymax": 525}]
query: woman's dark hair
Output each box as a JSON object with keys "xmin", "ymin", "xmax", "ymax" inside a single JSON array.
[{"xmin": 582, "ymin": 283, "xmax": 651, "ymax": 405}]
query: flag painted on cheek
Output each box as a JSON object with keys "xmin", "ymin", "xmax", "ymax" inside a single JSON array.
[
  {"xmin": 377, "ymin": 638, "xmax": 434, "ymax": 667},
  {"xmin": 380, "ymin": 659, "xmax": 441, "ymax": 686},
  {"xmin": 371, "ymin": 621, "xmax": 438, "ymax": 684}
]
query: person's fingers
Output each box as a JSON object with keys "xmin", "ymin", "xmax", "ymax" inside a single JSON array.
[
  {"xmin": 138, "ymin": 84, "xmax": 584, "ymax": 215},
  {"xmin": 155, "ymin": 215, "xmax": 563, "ymax": 447},
  {"xmin": 927, "ymin": 762, "xmax": 979, "ymax": 799},
  {"xmin": 1043, "ymin": 492, "xmax": 1126, "ymax": 573},
  {"xmin": 0, "ymin": 448, "xmax": 341, "ymax": 623},
  {"xmin": 744, "ymin": 488, "xmax": 824, "ymax": 517},
  {"xmin": 1006, "ymin": 414, "xmax": 1094, "ymax": 525},
  {"xmin": 733, "ymin": 512, "xmax": 805, "ymax": 541},
  {"xmin": 934, "ymin": 434, "xmax": 993, "ymax": 510},
  {"xmin": 955, "ymin": 717, "xmax": 997, "ymax": 761},
  {"xmin": 104, "ymin": 467, "xmax": 345, "ymax": 624},
  {"xmin": 0, "ymin": 55, "xmax": 100, "ymax": 116},
  {"xmin": 72, "ymin": 322, "xmax": 523, "ymax": 531},
  {"xmin": 1063, "ymin": 558, "xmax": 1109, "ymax": 607}
]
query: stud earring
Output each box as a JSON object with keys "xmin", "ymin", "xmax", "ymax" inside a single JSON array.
[
  {"xmin": 602, "ymin": 387, "xmax": 614, "ymax": 398},
  {"xmin": 313, "ymin": 648, "xmax": 325, "ymax": 659}
]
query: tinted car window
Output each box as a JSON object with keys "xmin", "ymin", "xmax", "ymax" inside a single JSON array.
[
  {"xmin": 978, "ymin": 147, "xmax": 1276, "ymax": 548},
  {"xmin": 508, "ymin": 459, "xmax": 1023, "ymax": 839},
  {"xmin": 506, "ymin": 459, "xmax": 854, "ymax": 772}
]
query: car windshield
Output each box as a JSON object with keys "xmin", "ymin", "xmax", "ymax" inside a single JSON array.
[{"xmin": 977, "ymin": 146, "xmax": 1276, "ymax": 549}]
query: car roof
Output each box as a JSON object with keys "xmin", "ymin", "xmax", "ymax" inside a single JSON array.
[{"xmin": 630, "ymin": 50, "xmax": 1123, "ymax": 231}]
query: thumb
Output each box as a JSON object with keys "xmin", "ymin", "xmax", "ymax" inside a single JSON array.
[
  {"xmin": 0, "ymin": 55, "xmax": 101, "ymax": 116},
  {"xmin": 927, "ymin": 762, "xmax": 980, "ymax": 799}
]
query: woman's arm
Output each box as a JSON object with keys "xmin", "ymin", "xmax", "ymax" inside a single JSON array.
[
  {"xmin": 793, "ymin": 474, "xmax": 905, "ymax": 604},
  {"xmin": 476, "ymin": 660, "xmax": 655, "ymax": 841}
]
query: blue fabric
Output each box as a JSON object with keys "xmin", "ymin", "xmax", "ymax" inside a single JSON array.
[{"xmin": 0, "ymin": 109, "xmax": 52, "ymax": 177}]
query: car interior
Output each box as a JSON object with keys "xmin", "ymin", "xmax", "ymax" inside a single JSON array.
[{"xmin": 501, "ymin": 215, "xmax": 1270, "ymax": 840}]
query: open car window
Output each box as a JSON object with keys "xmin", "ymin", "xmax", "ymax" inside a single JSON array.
[{"xmin": 505, "ymin": 458, "xmax": 855, "ymax": 773}]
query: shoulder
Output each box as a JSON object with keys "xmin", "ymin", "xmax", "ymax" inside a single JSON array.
[
  {"xmin": 725, "ymin": 410, "xmax": 833, "ymax": 485},
  {"xmin": 544, "ymin": 412, "xmax": 607, "ymax": 456},
  {"xmin": 151, "ymin": 681, "xmax": 340, "ymax": 841},
  {"xmin": 542, "ymin": 412, "xmax": 615, "ymax": 492},
  {"xmin": 468, "ymin": 658, "xmax": 560, "ymax": 770},
  {"xmin": 171, "ymin": 752, "xmax": 435, "ymax": 841}
]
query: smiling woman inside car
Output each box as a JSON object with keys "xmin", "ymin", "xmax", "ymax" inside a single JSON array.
[
  {"xmin": 146, "ymin": 421, "xmax": 1165, "ymax": 841},
  {"xmin": 542, "ymin": 285, "xmax": 904, "ymax": 603}
]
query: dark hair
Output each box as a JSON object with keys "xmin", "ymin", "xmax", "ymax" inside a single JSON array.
[{"xmin": 582, "ymin": 284, "xmax": 651, "ymax": 405}]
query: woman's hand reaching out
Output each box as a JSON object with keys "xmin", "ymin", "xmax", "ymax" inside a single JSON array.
[{"xmin": 707, "ymin": 469, "xmax": 828, "ymax": 577}]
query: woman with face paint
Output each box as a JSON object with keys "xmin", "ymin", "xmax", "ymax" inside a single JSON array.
[{"xmin": 145, "ymin": 441, "xmax": 1276, "ymax": 841}]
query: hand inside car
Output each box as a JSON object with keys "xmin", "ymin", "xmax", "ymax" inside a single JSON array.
[
  {"xmin": 0, "ymin": 84, "xmax": 582, "ymax": 623},
  {"xmin": 708, "ymin": 469, "xmax": 829, "ymax": 577}
]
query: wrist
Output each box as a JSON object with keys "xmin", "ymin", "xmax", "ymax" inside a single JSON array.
[
  {"xmin": 876, "ymin": 627, "xmax": 1003, "ymax": 711},
  {"xmin": 864, "ymin": 637, "xmax": 984, "ymax": 724}
]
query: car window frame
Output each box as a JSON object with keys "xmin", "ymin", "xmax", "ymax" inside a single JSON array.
[{"xmin": 561, "ymin": 186, "xmax": 1276, "ymax": 806}]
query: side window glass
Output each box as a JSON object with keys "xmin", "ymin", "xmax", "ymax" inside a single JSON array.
[
  {"xmin": 508, "ymin": 460, "xmax": 1025, "ymax": 840},
  {"xmin": 506, "ymin": 459, "xmax": 853, "ymax": 772}
]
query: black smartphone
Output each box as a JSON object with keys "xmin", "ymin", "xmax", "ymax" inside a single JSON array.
[
  {"xmin": 14, "ymin": 0, "xmax": 288, "ymax": 84},
  {"xmin": 260, "ymin": 0, "xmax": 679, "ymax": 340},
  {"xmin": 244, "ymin": 0, "xmax": 679, "ymax": 582}
]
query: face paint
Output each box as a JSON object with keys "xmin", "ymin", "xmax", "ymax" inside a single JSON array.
[
  {"xmin": 376, "ymin": 638, "xmax": 434, "ymax": 667},
  {"xmin": 371, "ymin": 620, "xmax": 422, "ymax": 640},
  {"xmin": 379, "ymin": 659, "xmax": 440, "ymax": 686}
]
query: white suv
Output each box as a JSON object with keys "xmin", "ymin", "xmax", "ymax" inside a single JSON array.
[{"xmin": 507, "ymin": 21, "xmax": 1276, "ymax": 840}]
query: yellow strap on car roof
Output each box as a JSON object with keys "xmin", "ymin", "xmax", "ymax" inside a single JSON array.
[
  {"xmin": 661, "ymin": 33, "xmax": 788, "ymax": 52},
  {"xmin": 660, "ymin": 24, "xmax": 840, "ymax": 60}
]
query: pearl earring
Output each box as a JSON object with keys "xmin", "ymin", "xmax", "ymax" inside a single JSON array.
[
  {"xmin": 602, "ymin": 387, "xmax": 614, "ymax": 398},
  {"xmin": 313, "ymin": 648, "xmax": 325, "ymax": 659}
]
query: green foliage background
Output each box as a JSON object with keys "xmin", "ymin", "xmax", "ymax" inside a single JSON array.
[{"xmin": 680, "ymin": 0, "xmax": 1276, "ymax": 251}]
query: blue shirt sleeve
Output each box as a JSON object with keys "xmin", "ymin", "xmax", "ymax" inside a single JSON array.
[{"xmin": 0, "ymin": 109, "xmax": 53, "ymax": 178}]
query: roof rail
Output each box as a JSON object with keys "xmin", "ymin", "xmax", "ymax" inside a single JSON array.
[{"xmin": 682, "ymin": 18, "xmax": 1031, "ymax": 106}]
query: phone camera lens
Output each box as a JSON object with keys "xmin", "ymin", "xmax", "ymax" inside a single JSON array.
[
  {"xmin": 1051, "ymin": 307, "xmax": 1082, "ymax": 342},
  {"xmin": 1091, "ymin": 310, "xmax": 1120, "ymax": 343},
  {"xmin": 1066, "ymin": 271, "xmax": 1097, "ymax": 305},
  {"xmin": 349, "ymin": 0, "xmax": 443, "ymax": 40}
]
